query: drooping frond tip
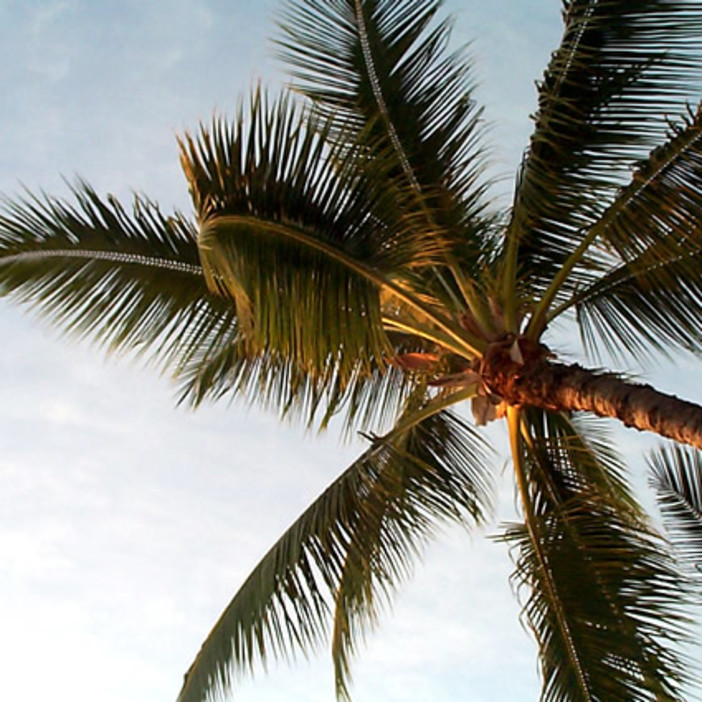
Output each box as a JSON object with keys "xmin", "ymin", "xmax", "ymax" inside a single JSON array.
[{"xmin": 177, "ymin": 400, "xmax": 493, "ymax": 702}]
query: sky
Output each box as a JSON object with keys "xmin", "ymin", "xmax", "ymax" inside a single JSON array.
[{"xmin": 0, "ymin": 2, "xmax": 700, "ymax": 702}]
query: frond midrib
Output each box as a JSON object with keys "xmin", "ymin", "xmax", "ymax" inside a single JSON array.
[
  {"xmin": 0, "ymin": 248, "xmax": 203, "ymax": 276},
  {"xmin": 529, "ymin": 111, "xmax": 702, "ymax": 334},
  {"xmin": 507, "ymin": 407, "xmax": 594, "ymax": 701},
  {"xmin": 199, "ymin": 214, "xmax": 484, "ymax": 357}
]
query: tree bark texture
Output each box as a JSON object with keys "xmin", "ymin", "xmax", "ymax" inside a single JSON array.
[{"xmin": 482, "ymin": 351, "xmax": 702, "ymax": 450}]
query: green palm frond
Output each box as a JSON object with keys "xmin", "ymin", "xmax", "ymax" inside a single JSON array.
[
  {"xmin": 520, "ymin": 410, "xmax": 641, "ymax": 517},
  {"xmin": 595, "ymin": 104, "xmax": 702, "ymax": 261},
  {"xmin": 181, "ymin": 91, "xmax": 446, "ymax": 272},
  {"xmin": 180, "ymin": 91, "xmax": 481, "ymax": 392},
  {"xmin": 573, "ymin": 247, "xmax": 702, "ymax": 363},
  {"xmin": 276, "ymin": 0, "xmax": 494, "ymax": 273},
  {"xmin": 649, "ymin": 445, "xmax": 702, "ymax": 574},
  {"xmin": 505, "ymin": 409, "xmax": 691, "ymax": 701},
  {"xmin": 507, "ymin": 0, "xmax": 702, "ymax": 305},
  {"xmin": 0, "ymin": 183, "xmax": 226, "ymax": 370},
  {"xmin": 177, "ymin": 394, "xmax": 493, "ymax": 702},
  {"xmin": 552, "ymin": 107, "xmax": 702, "ymax": 360}
]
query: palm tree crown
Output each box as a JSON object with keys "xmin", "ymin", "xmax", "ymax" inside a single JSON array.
[{"xmin": 2, "ymin": 1, "xmax": 702, "ymax": 701}]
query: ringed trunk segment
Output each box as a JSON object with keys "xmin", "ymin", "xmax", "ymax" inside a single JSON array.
[{"xmin": 481, "ymin": 343, "xmax": 702, "ymax": 450}]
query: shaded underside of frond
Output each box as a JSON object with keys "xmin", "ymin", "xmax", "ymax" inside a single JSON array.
[
  {"xmin": 176, "ymin": 322, "xmax": 425, "ymax": 436},
  {"xmin": 506, "ymin": 410, "xmax": 691, "ymax": 702},
  {"xmin": 508, "ymin": 0, "xmax": 702, "ymax": 301},
  {"xmin": 177, "ymin": 399, "xmax": 493, "ymax": 702},
  {"xmin": 197, "ymin": 214, "xmax": 390, "ymax": 385}
]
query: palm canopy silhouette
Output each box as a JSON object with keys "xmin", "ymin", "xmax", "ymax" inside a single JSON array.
[{"xmin": 2, "ymin": 0, "xmax": 702, "ymax": 700}]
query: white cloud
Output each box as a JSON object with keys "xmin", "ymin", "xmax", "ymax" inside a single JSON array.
[{"xmin": 30, "ymin": 0, "xmax": 75, "ymax": 31}]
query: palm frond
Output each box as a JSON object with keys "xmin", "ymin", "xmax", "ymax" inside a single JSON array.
[
  {"xmin": 595, "ymin": 104, "xmax": 702, "ymax": 260},
  {"xmin": 520, "ymin": 410, "xmax": 641, "ymax": 517},
  {"xmin": 181, "ymin": 91, "xmax": 482, "ymax": 395},
  {"xmin": 177, "ymin": 395, "xmax": 493, "ymax": 702},
  {"xmin": 573, "ymin": 247, "xmax": 702, "ymax": 364},
  {"xmin": 0, "ymin": 183, "xmax": 395, "ymax": 427},
  {"xmin": 181, "ymin": 90, "xmax": 445, "ymax": 272},
  {"xmin": 0, "ymin": 183, "xmax": 228, "ymax": 371},
  {"xmin": 649, "ymin": 444, "xmax": 702, "ymax": 575},
  {"xmin": 556, "ymin": 106, "xmax": 702, "ymax": 361},
  {"xmin": 504, "ymin": 408, "xmax": 691, "ymax": 701},
  {"xmin": 276, "ymin": 0, "xmax": 494, "ymax": 276},
  {"xmin": 507, "ymin": 0, "xmax": 702, "ymax": 304}
]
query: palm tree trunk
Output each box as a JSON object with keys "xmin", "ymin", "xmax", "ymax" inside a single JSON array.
[{"xmin": 483, "ymin": 353, "xmax": 702, "ymax": 450}]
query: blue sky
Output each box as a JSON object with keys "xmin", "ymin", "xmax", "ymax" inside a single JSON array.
[{"xmin": 0, "ymin": 2, "xmax": 700, "ymax": 702}]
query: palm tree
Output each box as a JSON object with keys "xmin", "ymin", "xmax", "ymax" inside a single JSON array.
[{"xmin": 2, "ymin": 0, "xmax": 702, "ymax": 699}]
